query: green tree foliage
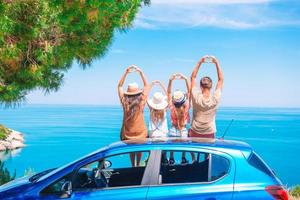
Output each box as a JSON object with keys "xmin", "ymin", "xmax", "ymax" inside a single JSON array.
[
  {"xmin": 290, "ymin": 185, "xmax": 300, "ymax": 197},
  {"xmin": 0, "ymin": 0, "xmax": 149, "ymax": 106},
  {"xmin": 0, "ymin": 124, "xmax": 11, "ymax": 140},
  {"xmin": 0, "ymin": 160, "xmax": 15, "ymax": 185}
]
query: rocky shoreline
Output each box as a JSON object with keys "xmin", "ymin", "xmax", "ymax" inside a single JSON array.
[{"xmin": 0, "ymin": 129, "xmax": 25, "ymax": 151}]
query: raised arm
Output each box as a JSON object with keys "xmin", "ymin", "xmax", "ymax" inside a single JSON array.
[
  {"xmin": 212, "ymin": 57, "xmax": 224, "ymax": 91},
  {"xmin": 167, "ymin": 74, "xmax": 175, "ymax": 103},
  {"xmin": 118, "ymin": 67, "xmax": 132, "ymax": 101},
  {"xmin": 190, "ymin": 57, "xmax": 205, "ymax": 90},
  {"xmin": 152, "ymin": 80, "xmax": 167, "ymax": 95},
  {"xmin": 135, "ymin": 66, "xmax": 147, "ymax": 88},
  {"xmin": 134, "ymin": 66, "xmax": 150, "ymax": 98},
  {"xmin": 178, "ymin": 73, "xmax": 190, "ymax": 99},
  {"xmin": 146, "ymin": 80, "xmax": 157, "ymax": 96}
]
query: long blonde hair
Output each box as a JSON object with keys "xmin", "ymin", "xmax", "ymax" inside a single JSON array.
[{"xmin": 150, "ymin": 108, "xmax": 165, "ymax": 125}]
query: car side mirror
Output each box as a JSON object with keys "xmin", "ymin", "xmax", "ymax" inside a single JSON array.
[
  {"xmin": 104, "ymin": 160, "xmax": 112, "ymax": 169},
  {"xmin": 60, "ymin": 181, "xmax": 72, "ymax": 198}
]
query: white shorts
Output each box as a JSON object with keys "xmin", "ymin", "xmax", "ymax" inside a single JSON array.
[
  {"xmin": 168, "ymin": 126, "xmax": 188, "ymax": 138},
  {"xmin": 150, "ymin": 130, "xmax": 168, "ymax": 138}
]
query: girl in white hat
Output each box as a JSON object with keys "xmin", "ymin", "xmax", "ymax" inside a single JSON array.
[
  {"xmin": 167, "ymin": 73, "xmax": 192, "ymax": 165},
  {"xmin": 147, "ymin": 80, "xmax": 169, "ymax": 138}
]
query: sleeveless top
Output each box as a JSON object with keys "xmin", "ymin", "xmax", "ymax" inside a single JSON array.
[
  {"xmin": 120, "ymin": 96, "xmax": 148, "ymax": 141},
  {"xmin": 148, "ymin": 111, "xmax": 168, "ymax": 138},
  {"xmin": 170, "ymin": 101, "xmax": 190, "ymax": 130}
]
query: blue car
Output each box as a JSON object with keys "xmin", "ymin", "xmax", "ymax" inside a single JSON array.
[{"xmin": 0, "ymin": 138, "xmax": 288, "ymax": 200}]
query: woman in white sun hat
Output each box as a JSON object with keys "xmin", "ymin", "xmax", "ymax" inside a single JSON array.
[
  {"xmin": 147, "ymin": 80, "xmax": 169, "ymax": 138},
  {"xmin": 118, "ymin": 65, "xmax": 149, "ymax": 167},
  {"xmin": 167, "ymin": 73, "xmax": 192, "ymax": 165}
]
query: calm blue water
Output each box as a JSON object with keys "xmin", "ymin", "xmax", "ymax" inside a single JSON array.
[{"xmin": 0, "ymin": 105, "xmax": 299, "ymax": 186}]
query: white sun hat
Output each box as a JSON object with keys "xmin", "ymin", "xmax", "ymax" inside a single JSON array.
[
  {"xmin": 147, "ymin": 92, "xmax": 168, "ymax": 110},
  {"xmin": 172, "ymin": 90, "xmax": 187, "ymax": 108},
  {"xmin": 124, "ymin": 82, "xmax": 143, "ymax": 95}
]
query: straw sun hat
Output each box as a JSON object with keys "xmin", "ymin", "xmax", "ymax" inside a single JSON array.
[
  {"xmin": 124, "ymin": 82, "xmax": 143, "ymax": 95},
  {"xmin": 147, "ymin": 92, "xmax": 168, "ymax": 110},
  {"xmin": 172, "ymin": 90, "xmax": 187, "ymax": 107}
]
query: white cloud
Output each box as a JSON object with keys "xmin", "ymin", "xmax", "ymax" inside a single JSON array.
[
  {"xmin": 135, "ymin": 1, "xmax": 300, "ymax": 29},
  {"xmin": 134, "ymin": 18, "xmax": 156, "ymax": 29}
]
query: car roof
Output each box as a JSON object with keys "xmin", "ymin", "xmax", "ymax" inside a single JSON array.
[{"xmin": 107, "ymin": 138, "xmax": 253, "ymax": 158}]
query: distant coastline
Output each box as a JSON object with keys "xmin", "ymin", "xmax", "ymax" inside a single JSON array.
[
  {"xmin": 0, "ymin": 106, "xmax": 299, "ymax": 186},
  {"xmin": 0, "ymin": 125, "xmax": 25, "ymax": 152}
]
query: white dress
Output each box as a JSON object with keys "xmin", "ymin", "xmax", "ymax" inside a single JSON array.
[{"xmin": 149, "ymin": 111, "xmax": 168, "ymax": 138}]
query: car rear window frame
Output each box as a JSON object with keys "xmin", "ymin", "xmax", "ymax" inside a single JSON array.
[{"xmin": 247, "ymin": 151, "xmax": 275, "ymax": 178}]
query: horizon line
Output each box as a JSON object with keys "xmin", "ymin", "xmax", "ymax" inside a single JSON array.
[{"xmin": 2, "ymin": 103, "xmax": 300, "ymax": 110}]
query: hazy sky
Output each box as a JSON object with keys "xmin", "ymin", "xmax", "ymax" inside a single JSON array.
[{"xmin": 27, "ymin": 0, "xmax": 300, "ymax": 107}]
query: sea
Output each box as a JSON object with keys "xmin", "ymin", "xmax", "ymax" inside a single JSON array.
[{"xmin": 0, "ymin": 105, "xmax": 299, "ymax": 187}]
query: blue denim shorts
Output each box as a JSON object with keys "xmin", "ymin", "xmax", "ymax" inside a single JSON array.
[{"xmin": 168, "ymin": 126, "xmax": 188, "ymax": 138}]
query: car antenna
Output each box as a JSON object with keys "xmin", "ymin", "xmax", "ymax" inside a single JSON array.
[{"xmin": 220, "ymin": 119, "xmax": 234, "ymax": 139}]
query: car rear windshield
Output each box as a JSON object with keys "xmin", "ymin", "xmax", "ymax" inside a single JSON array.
[{"xmin": 247, "ymin": 152, "xmax": 275, "ymax": 178}]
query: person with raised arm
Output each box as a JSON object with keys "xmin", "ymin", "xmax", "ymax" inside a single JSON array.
[
  {"xmin": 167, "ymin": 73, "xmax": 191, "ymax": 165},
  {"xmin": 189, "ymin": 56, "xmax": 224, "ymax": 139},
  {"xmin": 118, "ymin": 65, "xmax": 149, "ymax": 167},
  {"xmin": 147, "ymin": 80, "xmax": 169, "ymax": 139}
]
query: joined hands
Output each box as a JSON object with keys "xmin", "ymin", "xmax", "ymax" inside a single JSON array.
[
  {"xmin": 199, "ymin": 55, "xmax": 219, "ymax": 64},
  {"xmin": 170, "ymin": 73, "xmax": 186, "ymax": 81},
  {"xmin": 126, "ymin": 65, "xmax": 142, "ymax": 73}
]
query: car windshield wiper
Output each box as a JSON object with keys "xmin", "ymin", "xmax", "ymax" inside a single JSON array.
[{"xmin": 29, "ymin": 168, "xmax": 57, "ymax": 183}]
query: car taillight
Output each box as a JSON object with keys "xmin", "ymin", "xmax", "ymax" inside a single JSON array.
[{"xmin": 266, "ymin": 185, "xmax": 288, "ymax": 200}]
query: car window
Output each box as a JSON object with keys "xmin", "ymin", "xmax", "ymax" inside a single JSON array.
[
  {"xmin": 211, "ymin": 154, "xmax": 230, "ymax": 181},
  {"xmin": 40, "ymin": 173, "xmax": 72, "ymax": 196},
  {"xmin": 37, "ymin": 146, "xmax": 109, "ymax": 183},
  {"xmin": 160, "ymin": 150, "xmax": 230, "ymax": 184},
  {"xmin": 248, "ymin": 151, "xmax": 275, "ymax": 178},
  {"xmin": 73, "ymin": 151, "xmax": 150, "ymax": 190}
]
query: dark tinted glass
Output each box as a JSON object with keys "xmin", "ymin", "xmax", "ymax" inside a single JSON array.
[
  {"xmin": 73, "ymin": 151, "xmax": 150, "ymax": 190},
  {"xmin": 211, "ymin": 154, "xmax": 230, "ymax": 181},
  {"xmin": 41, "ymin": 174, "xmax": 71, "ymax": 195},
  {"xmin": 160, "ymin": 151, "xmax": 230, "ymax": 184}
]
